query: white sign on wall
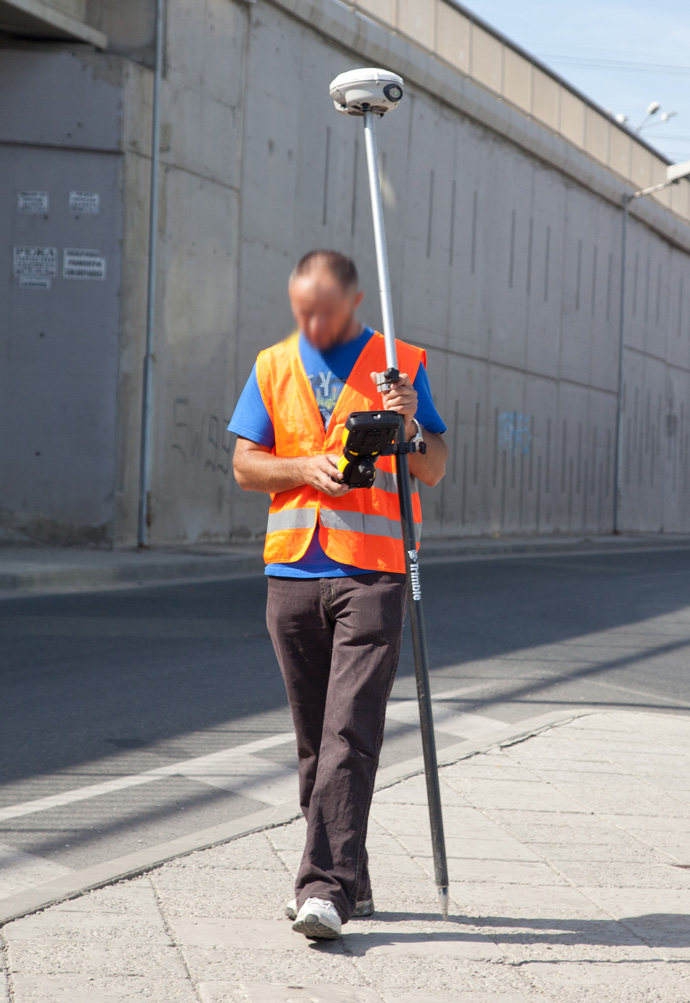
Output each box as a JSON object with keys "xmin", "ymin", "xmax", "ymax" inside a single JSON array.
[
  {"xmin": 68, "ymin": 191, "xmax": 100, "ymax": 215},
  {"xmin": 63, "ymin": 247, "xmax": 107, "ymax": 280},
  {"xmin": 13, "ymin": 246, "xmax": 57, "ymax": 289},
  {"xmin": 17, "ymin": 191, "xmax": 49, "ymax": 214}
]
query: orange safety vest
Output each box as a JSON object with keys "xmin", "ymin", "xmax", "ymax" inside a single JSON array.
[{"xmin": 255, "ymin": 331, "xmax": 426, "ymax": 573}]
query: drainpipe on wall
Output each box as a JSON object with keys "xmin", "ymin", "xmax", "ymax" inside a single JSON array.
[{"xmin": 138, "ymin": 0, "xmax": 164, "ymax": 547}]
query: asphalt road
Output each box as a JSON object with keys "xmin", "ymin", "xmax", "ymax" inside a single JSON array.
[{"xmin": 2, "ymin": 547, "xmax": 690, "ymax": 902}]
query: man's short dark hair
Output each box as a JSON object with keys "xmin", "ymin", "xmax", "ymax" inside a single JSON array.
[{"xmin": 290, "ymin": 250, "xmax": 358, "ymax": 291}]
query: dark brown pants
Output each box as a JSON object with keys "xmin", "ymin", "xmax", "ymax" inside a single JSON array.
[{"xmin": 266, "ymin": 572, "xmax": 407, "ymax": 923}]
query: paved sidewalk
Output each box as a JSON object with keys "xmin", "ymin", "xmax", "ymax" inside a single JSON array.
[
  {"xmin": 1, "ymin": 710, "xmax": 689, "ymax": 1002},
  {"xmin": 3, "ymin": 533, "xmax": 690, "ymax": 596}
]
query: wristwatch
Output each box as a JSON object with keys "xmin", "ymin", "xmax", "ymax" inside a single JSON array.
[{"xmin": 408, "ymin": 418, "xmax": 425, "ymax": 449}]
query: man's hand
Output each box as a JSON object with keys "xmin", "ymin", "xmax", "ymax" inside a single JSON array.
[
  {"xmin": 233, "ymin": 439, "xmax": 351, "ymax": 496},
  {"xmin": 371, "ymin": 371, "xmax": 418, "ymax": 440},
  {"xmin": 301, "ymin": 454, "xmax": 350, "ymax": 496}
]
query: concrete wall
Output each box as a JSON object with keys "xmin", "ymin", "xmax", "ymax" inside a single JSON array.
[
  {"xmin": 3, "ymin": 0, "xmax": 690, "ymax": 546},
  {"xmin": 0, "ymin": 47, "xmax": 134, "ymax": 543},
  {"xmin": 222, "ymin": 0, "xmax": 690, "ymax": 542}
]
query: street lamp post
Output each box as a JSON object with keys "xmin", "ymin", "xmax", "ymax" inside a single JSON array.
[{"xmin": 613, "ymin": 160, "xmax": 690, "ymax": 533}]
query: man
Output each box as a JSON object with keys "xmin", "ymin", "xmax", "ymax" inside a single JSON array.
[{"xmin": 229, "ymin": 249, "xmax": 447, "ymax": 939}]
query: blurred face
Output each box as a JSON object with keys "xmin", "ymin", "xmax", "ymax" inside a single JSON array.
[{"xmin": 289, "ymin": 265, "xmax": 364, "ymax": 351}]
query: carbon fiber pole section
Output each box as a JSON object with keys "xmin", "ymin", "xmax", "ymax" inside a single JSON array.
[{"xmin": 396, "ymin": 442, "xmax": 449, "ymax": 919}]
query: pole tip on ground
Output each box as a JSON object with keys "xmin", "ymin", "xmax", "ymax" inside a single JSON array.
[{"xmin": 438, "ymin": 886, "xmax": 449, "ymax": 921}]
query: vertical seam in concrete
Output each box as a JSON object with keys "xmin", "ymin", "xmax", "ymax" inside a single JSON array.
[
  {"xmin": 148, "ymin": 873, "xmax": 205, "ymax": 1003},
  {"xmin": 0, "ymin": 929, "xmax": 14, "ymax": 1002},
  {"xmin": 229, "ymin": 0, "xmax": 254, "ymax": 540},
  {"xmin": 322, "ymin": 125, "xmax": 331, "ymax": 226}
]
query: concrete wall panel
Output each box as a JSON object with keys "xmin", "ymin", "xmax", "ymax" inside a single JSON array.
[
  {"xmin": 154, "ymin": 164, "xmax": 242, "ymax": 544},
  {"xmin": 470, "ymin": 23, "xmax": 502, "ymax": 95},
  {"xmin": 4, "ymin": 0, "xmax": 690, "ymax": 546},
  {"xmin": 436, "ymin": 353, "xmax": 488, "ymax": 536},
  {"xmin": 525, "ymin": 167, "xmax": 565, "ymax": 381},
  {"xmin": 531, "ymin": 67, "xmax": 559, "ymax": 132},
  {"xmin": 584, "ymin": 108, "xmax": 609, "ymax": 165},
  {"xmin": 482, "ymin": 143, "xmax": 532, "ymax": 372},
  {"xmin": 0, "ymin": 140, "xmax": 122, "ymax": 542},
  {"xmin": 434, "ymin": 1, "xmax": 469, "ymax": 75},
  {"xmin": 502, "ymin": 48, "xmax": 531, "ymax": 115},
  {"xmin": 0, "ymin": 49, "xmax": 123, "ymax": 152},
  {"xmin": 398, "ymin": 0, "xmax": 434, "ymax": 50},
  {"xmin": 559, "ymin": 87, "xmax": 585, "ymax": 149}
]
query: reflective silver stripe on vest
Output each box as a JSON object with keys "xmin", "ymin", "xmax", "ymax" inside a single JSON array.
[
  {"xmin": 266, "ymin": 508, "xmax": 315, "ymax": 533},
  {"xmin": 374, "ymin": 468, "xmax": 420, "ymax": 496},
  {"xmin": 320, "ymin": 508, "xmax": 422, "ymax": 543}
]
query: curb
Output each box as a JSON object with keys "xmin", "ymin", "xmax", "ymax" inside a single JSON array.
[
  {"xmin": 0, "ymin": 551, "xmax": 266, "ymax": 598},
  {"xmin": 0, "ymin": 708, "xmax": 590, "ymax": 927},
  {"xmin": 3, "ymin": 535, "xmax": 690, "ymax": 597}
]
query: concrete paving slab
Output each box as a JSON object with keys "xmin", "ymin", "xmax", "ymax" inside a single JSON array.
[
  {"xmin": 169, "ymin": 916, "xmax": 324, "ymax": 952},
  {"xmin": 382, "ymin": 995, "xmax": 536, "ymax": 1003},
  {"xmin": 9, "ymin": 973, "xmax": 199, "ymax": 1002},
  {"xmin": 577, "ymin": 885, "xmax": 690, "ymax": 925},
  {"xmin": 371, "ymin": 803, "xmax": 505, "ymax": 837},
  {"xmin": 162, "ymin": 832, "xmax": 287, "ymax": 872},
  {"xmin": 599, "ymin": 813, "xmax": 690, "ymax": 832},
  {"xmin": 372, "ymin": 777, "xmax": 470, "ymax": 805},
  {"xmin": 624, "ymin": 833, "xmax": 689, "ymax": 858},
  {"xmin": 2, "ymin": 710, "xmax": 688, "ymax": 1002},
  {"xmin": 516, "ymin": 957, "xmax": 690, "ymax": 1003},
  {"xmin": 447, "ymin": 784, "xmax": 592, "ymax": 813},
  {"xmin": 495, "ymin": 821, "xmax": 629, "ymax": 844},
  {"xmin": 553, "ymin": 861, "xmax": 690, "ymax": 890},
  {"xmin": 53, "ymin": 879, "xmax": 160, "ymax": 913},
  {"xmin": 342, "ymin": 919, "xmax": 505, "ymax": 961},
  {"xmin": 442, "ymin": 857, "xmax": 570, "ymax": 886},
  {"xmin": 401, "ymin": 835, "xmax": 542, "ymax": 862},
  {"xmin": 367, "ymin": 854, "xmax": 428, "ymax": 879},
  {"xmin": 2, "ymin": 909, "xmax": 170, "ymax": 943},
  {"xmin": 549, "ymin": 784, "xmax": 690, "ymax": 818},
  {"xmin": 198, "ymin": 983, "xmax": 382, "ymax": 1003},
  {"xmin": 5, "ymin": 940, "xmax": 187, "ymax": 979},
  {"xmin": 355, "ymin": 954, "xmax": 533, "ymax": 997},
  {"xmin": 180, "ymin": 944, "xmax": 356, "ymax": 986},
  {"xmin": 525, "ymin": 839, "xmax": 673, "ymax": 864},
  {"xmin": 456, "ymin": 883, "xmax": 623, "ymax": 921}
]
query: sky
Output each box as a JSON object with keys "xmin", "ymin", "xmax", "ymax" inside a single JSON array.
[{"xmin": 469, "ymin": 0, "xmax": 690, "ymax": 165}]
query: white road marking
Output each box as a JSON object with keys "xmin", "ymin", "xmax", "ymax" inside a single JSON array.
[
  {"xmin": 386, "ymin": 684, "xmax": 506, "ymax": 738},
  {"xmin": 0, "ymin": 685, "xmax": 503, "ymax": 825},
  {"xmin": 179, "ymin": 749, "xmax": 298, "ymax": 806},
  {"xmin": 0, "ymin": 843, "xmax": 72, "ymax": 898},
  {"xmin": 0, "ymin": 732, "xmax": 296, "ymax": 822}
]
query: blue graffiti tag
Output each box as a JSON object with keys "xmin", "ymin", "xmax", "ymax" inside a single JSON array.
[{"xmin": 498, "ymin": 411, "xmax": 532, "ymax": 456}]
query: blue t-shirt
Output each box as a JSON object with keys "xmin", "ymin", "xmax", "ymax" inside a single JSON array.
[{"xmin": 229, "ymin": 328, "xmax": 446, "ymax": 577}]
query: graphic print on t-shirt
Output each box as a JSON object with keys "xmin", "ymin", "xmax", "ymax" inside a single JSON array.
[{"xmin": 306, "ymin": 368, "xmax": 345, "ymax": 428}]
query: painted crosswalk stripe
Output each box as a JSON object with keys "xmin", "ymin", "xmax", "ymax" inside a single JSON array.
[
  {"xmin": 0, "ymin": 732, "xmax": 296, "ymax": 822},
  {"xmin": 386, "ymin": 683, "xmax": 506, "ymax": 738}
]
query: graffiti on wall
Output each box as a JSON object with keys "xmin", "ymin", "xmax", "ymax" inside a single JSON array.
[
  {"xmin": 498, "ymin": 411, "xmax": 532, "ymax": 457},
  {"xmin": 171, "ymin": 397, "xmax": 233, "ymax": 475}
]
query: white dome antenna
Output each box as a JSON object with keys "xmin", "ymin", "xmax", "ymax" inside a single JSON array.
[{"xmin": 329, "ymin": 67, "xmax": 403, "ymax": 117}]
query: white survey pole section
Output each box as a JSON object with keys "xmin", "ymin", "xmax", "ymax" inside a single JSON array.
[{"xmin": 362, "ymin": 112, "xmax": 398, "ymax": 373}]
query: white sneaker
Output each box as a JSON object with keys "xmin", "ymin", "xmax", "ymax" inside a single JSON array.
[
  {"xmin": 291, "ymin": 897, "xmax": 342, "ymax": 939},
  {"xmin": 285, "ymin": 896, "xmax": 374, "ymax": 920}
]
